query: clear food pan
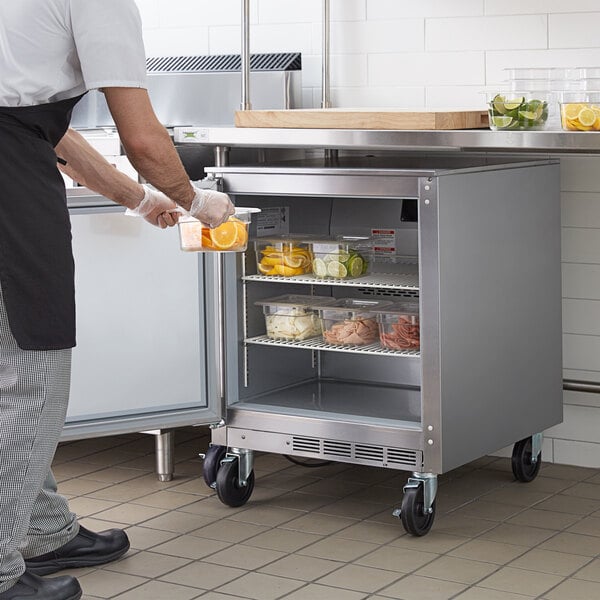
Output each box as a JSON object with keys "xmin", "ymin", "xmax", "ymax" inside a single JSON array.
[
  {"xmin": 254, "ymin": 237, "xmax": 312, "ymax": 277},
  {"xmin": 375, "ymin": 302, "xmax": 420, "ymax": 351},
  {"xmin": 317, "ymin": 298, "xmax": 393, "ymax": 346},
  {"xmin": 559, "ymin": 92, "xmax": 600, "ymax": 131},
  {"xmin": 178, "ymin": 207, "xmax": 260, "ymax": 252},
  {"xmin": 255, "ymin": 294, "xmax": 335, "ymax": 341},
  {"xmin": 485, "ymin": 91, "xmax": 552, "ymax": 131},
  {"xmin": 308, "ymin": 238, "xmax": 371, "ymax": 280}
]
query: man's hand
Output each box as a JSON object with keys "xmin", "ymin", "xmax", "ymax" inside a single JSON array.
[
  {"xmin": 127, "ymin": 186, "xmax": 180, "ymax": 229},
  {"xmin": 190, "ymin": 188, "xmax": 235, "ymax": 228}
]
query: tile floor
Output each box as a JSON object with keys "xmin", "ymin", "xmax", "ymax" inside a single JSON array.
[{"xmin": 51, "ymin": 427, "xmax": 600, "ymax": 600}]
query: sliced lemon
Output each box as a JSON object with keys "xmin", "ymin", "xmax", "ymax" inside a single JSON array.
[
  {"xmin": 578, "ymin": 107, "xmax": 597, "ymax": 127},
  {"xmin": 282, "ymin": 255, "xmax": 304, "ymax": 268},
  {"xmin": 272, "ymin": 264, "xmax": 303, "ymax": 276},
  {"xmin": 312, "ymin": 258, "xmax": 328, "ymax": 277},
  {"xmin": 258, "ymin": 263, "xmax": 273, "ymax": 275},
  {"xmin": 564, "ymin": 103, "xmax": 583, "ymax": 120},
  {"xmin": 327, "ymin": 260, "xmax": 348, "ymax": 278}
]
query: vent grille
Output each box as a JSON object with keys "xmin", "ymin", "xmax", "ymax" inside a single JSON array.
[
  {"xmin": 147, "ymin": 52, "xmax": 301, "ymax": 73},
  {"xmin": 291, "ymin": 436, "xmax": 421, "ymax": 469},
  {"xmin": 359, "ymin": 288, "xmax": 420, "ymax": 299}
]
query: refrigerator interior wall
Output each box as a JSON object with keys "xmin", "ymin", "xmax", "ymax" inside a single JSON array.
[{"xmin": 228, "ymin": 194, "xmax": 422, "ymax": 428}]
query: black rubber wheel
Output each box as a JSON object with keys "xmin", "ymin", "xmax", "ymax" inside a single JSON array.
[
  {"xmin": 215, "ymin": 458, "xmax": 255, "ymax": 507},
  {"xmin": 400, "ymin": 484, "xmax": 436, "ymax": 537},
  {"xmin": 512, "ymin": 437, "xmax": 542, "ymax": 482},
  {"xmin": 202, "ymin": 445, "xmax": 227, "ymax": 489}
]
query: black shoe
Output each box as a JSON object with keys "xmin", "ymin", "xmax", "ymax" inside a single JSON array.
[
  {"xmin": 0, "ymin": 570, "xmax": 81, "ymax": 600},
  {"xmin": 25, "ymin": 526, "xmax": 130, "ymax": 576}
]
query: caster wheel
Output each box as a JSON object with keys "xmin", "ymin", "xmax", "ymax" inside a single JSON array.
[
  {"xmin": 400, "ymin": 484, "xmax": 436, "ymax": 537},
  {"xmin": 512, "ymin": 437, "xmax": 541, "ymax": 482},
  {"xmin": 202, "ymin": 445, "xmax": 227, "ymax": 489},
  {"xmin": 216, "ymin": 458, "xmax": 255, "ymax": 507}
]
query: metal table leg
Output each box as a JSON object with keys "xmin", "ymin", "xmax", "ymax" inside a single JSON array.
[{"xmin": 143, "ymin": 429, "xmax": 175, "ymax": 481}]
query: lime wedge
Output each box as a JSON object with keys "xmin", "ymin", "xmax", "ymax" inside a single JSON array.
[
  {"xmin": 504, "ymin": 97, "xmax": 524, "ymax": 110},
  {"xmin": 492, "ymin": 94, "xmax": 506, "ymax": 115},
  {"xmin": 347, "ymin": 256, "xmax": 364, "ymax": 278},
  {"xmin": 327, "ymin": 260, "xmax": 348, "ymax": 278},
  {"xmin": 329, "ymin": 250, "xmax": 349, "ymax": 264},
  {"xmin": 518, "ymin": 110, "xmax": 538, "ymax": 120},
  {"xmin": 312, "ymin": 258, "xmax": 328, "ymax": 277},
  {"xmin": 491, "ymin": 115, "xmax": 513, "ymax": 129}
]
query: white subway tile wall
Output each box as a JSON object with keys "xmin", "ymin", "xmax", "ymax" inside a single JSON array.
[{"xmin": 135, "ymin": 0, "xmax": 600, "ymax": 468}]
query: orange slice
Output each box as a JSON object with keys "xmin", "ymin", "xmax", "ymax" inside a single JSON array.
[{"xmin": 209, "ymin": 220, "xmax": 247, "ymax": 250}]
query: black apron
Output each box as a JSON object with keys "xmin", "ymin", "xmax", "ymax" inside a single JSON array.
[{"xmin": 0, "ymin": 96, "xmax": 82, "ymax": 351}]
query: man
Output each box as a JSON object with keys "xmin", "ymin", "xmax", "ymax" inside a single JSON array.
[{"xmin": 0, "ymin": 1, "xmax": 234, "ymax": 598}]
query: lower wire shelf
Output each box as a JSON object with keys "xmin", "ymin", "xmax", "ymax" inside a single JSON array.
[{"xmin": 245, "ymin": 335, "xmax": 420, "ymax": 357}]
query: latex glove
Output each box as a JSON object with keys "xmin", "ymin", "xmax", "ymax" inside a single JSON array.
[
  {"xmin": 126, "ymin": 186, "xmax": 180, "ymax": 229},
  {"xmin": 190, "ymin": 187, "xmax": 235, "ymax": 229}
]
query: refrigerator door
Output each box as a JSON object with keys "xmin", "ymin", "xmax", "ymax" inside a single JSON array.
[{"xmin": 62, "ymin": 203, "xmax": 222, "ymax": 440}]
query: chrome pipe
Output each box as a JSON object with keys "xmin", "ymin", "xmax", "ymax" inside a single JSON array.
[
  {"xmin": 240, "ymin": 0, "xmax": 252, "ymax": 110},
  {"xmin": 321, "ymin": 0, "xmax": 331, "ymax": 108},
  {"xmin": 563, "ymin": 379, "xmax": 600, "ymax": 394}
]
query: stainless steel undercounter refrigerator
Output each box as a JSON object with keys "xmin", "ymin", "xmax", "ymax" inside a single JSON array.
[{"xmin": 195, "ymin": 155, "xmax": 563, "ymax": 536}]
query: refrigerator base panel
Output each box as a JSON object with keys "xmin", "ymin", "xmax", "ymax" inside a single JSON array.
[
  {"xmin": 237, "ymin": 380, "xmax": 422, "ymax": 427},
  {"xmin": 224, "ymin": 427, "xmax": 424, "ymax": 472}
]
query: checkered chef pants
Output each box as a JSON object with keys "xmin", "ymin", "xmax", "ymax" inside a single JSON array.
[{"xmin": 0, "ymin": 283, "xmax": 78, "ymax": 592}]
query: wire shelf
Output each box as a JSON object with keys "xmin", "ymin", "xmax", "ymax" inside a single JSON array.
[
  {"xmin": 245, "ymin": 335, "xmax": 420, "ymax": 358},
  {"xmin": 243, "ymin": 272, "xmax": 419, "ymax": 290}
]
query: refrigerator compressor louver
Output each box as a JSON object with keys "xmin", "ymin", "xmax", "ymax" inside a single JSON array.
[
  {"xmin": 146, "ymin": 52, "xmax": 301, "ymax": 73},
  {"xmin": 292, "ymin": 436, "xmax": 421, "ymax": 469}
]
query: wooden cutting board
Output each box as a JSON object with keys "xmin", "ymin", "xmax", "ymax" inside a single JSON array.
[{"xmin": 235, "ymin": 108, "xmax": 489, "ymax": 130}]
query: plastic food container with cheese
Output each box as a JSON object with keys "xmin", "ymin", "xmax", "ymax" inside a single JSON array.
[
  {"xmin": 255, "ymin": 294, "xmax": 335, "ymax": 341},
  {"xmin": 254, "ymin": 237, "xmax": 312, "ymax": 277},
  {"xmin": 317, "ymin": 298, "xmax": 392, "ymax": 346},
  {"xmin": 178, "ymin": 207, "xmax": 260, "ymax": 252},
  {"xmin": 375, "ymin": 302, "xmax": 420, "ymax": 351}
]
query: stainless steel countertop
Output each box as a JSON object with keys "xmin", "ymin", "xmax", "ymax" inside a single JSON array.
[
  {"xmin": 174, "ymin": 126, "xmax": 600, "ymax": 153},
  {"xmin": 66, "ymin": 187, "xmax": 115, "ymax": 209}
]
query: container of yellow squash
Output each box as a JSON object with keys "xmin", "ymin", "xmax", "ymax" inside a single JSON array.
[{"xmin": 254, "ymin": 237, "xmax": 313, "ymax": 277}]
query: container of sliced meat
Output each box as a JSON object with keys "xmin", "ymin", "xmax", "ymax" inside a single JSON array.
[
  {"xmin": 317, "ymin": 298, "xmax": 393, "ymax": 346},
  {"xmin": 376, "ymin": 302, "xmax": 420, "ymax": 351}
]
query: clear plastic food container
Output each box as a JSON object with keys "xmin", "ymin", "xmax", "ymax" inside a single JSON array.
[
  {"xmin": 255, "ymin": 294, "xmax": 335, "ymax": 341},
  {"xmin": 178, "ymin": 208, "xmax": 259, "ymax": 252},
  {"xmin": 308, "ymin": 238, "xmax": 371, "ymax": 280},
  {"xmin": 560, "ymin": 92, "xmax": 600, "ymax": 131},
  {"xmin": 254, "ymin": 237, "xmax": 312, "ymax": 277},
  {"xmin": 317, "ymin": 298, "xmax": 392, "ymax": 346},
  {"xmin": 485, "ymin": 91, "xmax": 551, "ymax": 131},
  {"xmin": 376, "ymin": 303, "xmax": 420, "ymax": 351}
]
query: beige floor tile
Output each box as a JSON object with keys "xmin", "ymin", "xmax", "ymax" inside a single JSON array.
[
  {"xmin": 534, "ymin": 494, "xmax": 600, "ymax": 515},
  {"xmin": 268, "ymin": 491, "xmax": 333, "ymax": 512},
  {"xmin": 449, "ymin": 500, "xmax": 523, "ymax": 522},
  {"xmin": 58, "ymin": 478, "xmax": 110, "ymax": 496},
  {"xmin": 355, "ymin": 545, "xmax": 438, "ymax": 574},
  {"xmin": 197, "ymin": 593, "xmax": 246, "ymax": 600},
  {"xmin": 131, "ymin": 490, "xmax": 199, "ymax": 510},
  {"xmin": 480, "ymin": 486, "xmax": 553, "ymax": 507},
  {"xmin": 429, "ymin": 513, "xmax": 499, "ymax": 538},
  {"xmin": 160, "ymin": 562, "xmax": 244, "ymax": 590},
  {"xmin": 54, "ymin": 462, "xmax": 105, "ymax": 481},
  {"xmin": 216, "ymin": 572, "xmax": 304, "ymax": 600},
  {"xmin": 297, "ymin": 479, "xmax": 367, "ymax": 498},
  {"xmin": 176, "ymin": 496, "xmax": 250, "ymax": 519},
  {"xmin": 124, "ymin": 525, "xmax": 179, "ymax": 550},
  {"xmin": 453, "ymin": 587, "xmax": 535, "ymax": 599},
  {"xmin": 78, "ymin": 570, "xmax": 149, "ymax": 598},
  {"xmin": 414, "ymin": 555, "xmax": 498, "ymax": 585},
  {"xmin": 376, "ymin": 574, "xmax": 467, "ymax": 599},
  {"xmin": 561, "ymin": 481, "xmax": 600, "ymax": 501},
  {"xmin": 241, "ymin": 528, "xmax": 323, "ymax": 553},
  {"xmin": 104, "ymin": 550, "xmax": 191, "ymax": 578},
  {"xmin": 540, "ymin": 464, "xmax": 597, "ymax": 481},
  {"xmin": 479, "ymin": 523, "xmax": 556, "ymax": 547},
  {"xmin": 506, "ymin": 508, "xmax": 581, "ymax": 531},
  {"xmin": 477, "ymin": 566, "xmax": 564, "ymax": 596},
  {"xmin": 204, "ymin": 545, "xmax": 286, "ymax": 570},
  {"xmin": 332, "ymin": 520, "xmax": 403, "ymax": 545},
  {"xmin": 67, "ymin": 497, "xmax": 120, "ymax": 518},
  {"xmin": 142, "ymin": 511, "xmax": 217, "ymax": 534},
  {"xmin": 573, "ymin": 557, "xmax": 600, "ymax": 583},
  {"xmin": 191, "ymin": 519, "xmax": 270, "ymax": 543},
  {"xmin": 297, "ymin": 537, "xmax": 379, "ymax": 562},
  {"xmin": 227, "ymin": 505, "xmax": 304, "ymax": 527},
  {"xmin": 315, "ymin": 498, "xmax": 389, "ymax": 520},
  {"xmin": 538, "ymin": 531, "xmax": 600, "ymax": 556},
  {"xmin": 259, "ymin": 554, "xmax": 343, "ymax": 581},
  {"xmin": 113, "ymin": 579, "xmax": 202, "ymax": 600},
  {"xmin": 258, "ymin": 471, "xmax": 320, "ymax": 492},
  {"xmin": 544, "ymin": 578, "xmax": 600, "ymax": 600},
  {"xmin": 316, "ymin": 564, "xmax": 403, "ymax": 593},
  {"xmin": 449, "ymin": 539, "xmax": 529, "ymax": 564},
  {"xmin": 282, "ymin": 583, "xmax": 368, "ymax": 600},
  {"xmin": 151, "ymin": 534, "xmax": 230, "ymax": 560},
  {"xmin": 350, "ymin": 485, "xmax": 404, "ymax": 506},
  {"xmin": 79, "ymin": 467, "xmax": 147, "ymax": 485},
  {"xmin": 167, "ymin": 478, "xmax": 216, "ymax": 496},
  {"xmin": 279, "ymin": 512, "xmax": 358, "ymax": 535},
  {"xmin": 94, "ymin": 503, "xmax": 168, "ymax": 525},
  {"xmin": 566, "ymin": 515, "xmax": 600, "ymax": 537},
  {"xmin": 508, "ymin": 548, "xmax": 591, "ymax": 576}
]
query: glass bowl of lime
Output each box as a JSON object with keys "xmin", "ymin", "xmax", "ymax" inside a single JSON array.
[{"xmin": 486, "ymin": 91, "xmax": 552, "ymax": 131}]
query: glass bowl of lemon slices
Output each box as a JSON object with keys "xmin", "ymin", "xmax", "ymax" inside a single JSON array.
[
  {"xmin": 560, "ymin": 93, "xmax": 600, "ymax": 131},
  {"xmin": 178, "ymin": 208, "xmax": 259, "ymax": 252},
  {"xmin": 487, "ymin": 92, "xmax": 551, "ymax": 131},
  {"xmin": 254, "ymin": 237, "xmax": 313, "ymax": 277}
]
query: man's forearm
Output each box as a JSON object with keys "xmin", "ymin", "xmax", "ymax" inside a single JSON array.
[{"xmin": 55, "ymin": 129, "xmax": 144, "ymax": 209}]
